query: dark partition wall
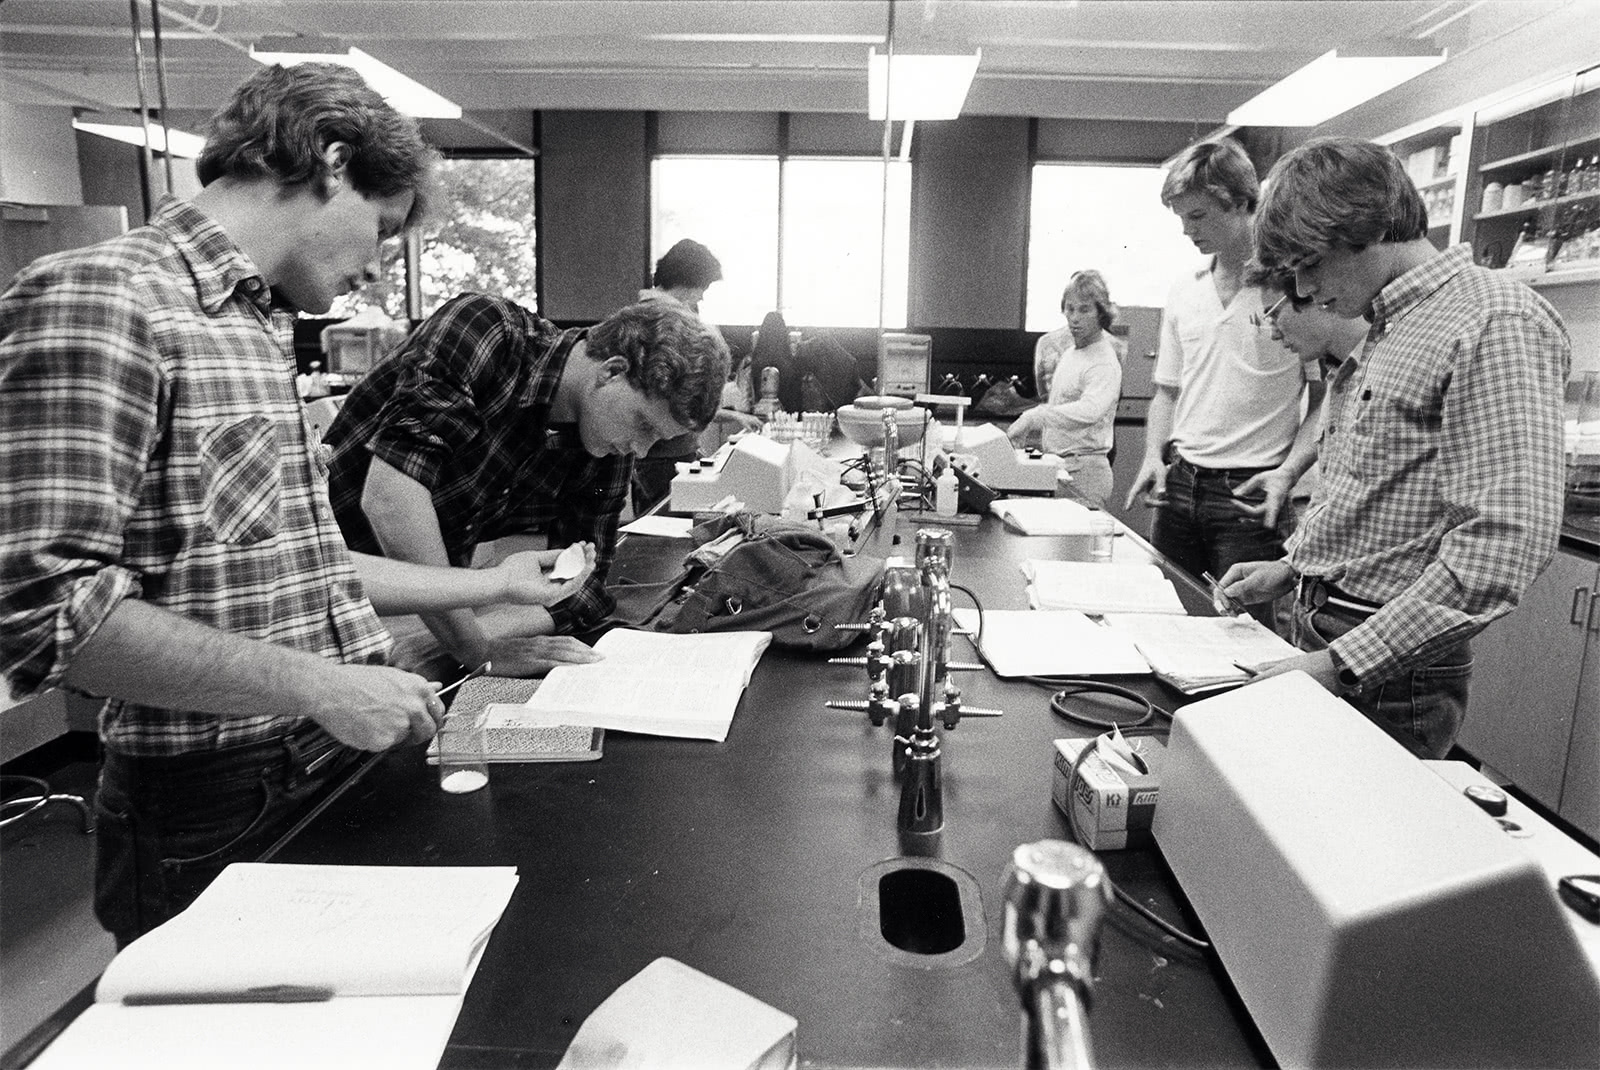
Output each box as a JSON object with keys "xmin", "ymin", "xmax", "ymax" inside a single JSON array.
[
  {"xmin": 539, "ymin": 110, "xmax": 650, "ymax": 321},
  {"xmin": 909, "ymin": 116, "xmax": 1031, "ymax": 329}
]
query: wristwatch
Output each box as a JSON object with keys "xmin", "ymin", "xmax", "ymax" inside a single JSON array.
[{"xmin": 1328, "ymin": 649, "xmax": 1361, "ymax": 694}]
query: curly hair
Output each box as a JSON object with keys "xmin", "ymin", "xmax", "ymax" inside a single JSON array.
[
  {"xmin": 1161, "ymin": 138, "xmax": 1260, "ymax": 213},
  {"xmin": 652, "ymin": 240, "xmax": 724, "ymax": 291},
  {"xmin": 588, "ymin": 301, "xmax": 730, "ymax": 430},
  {"xmin": 1254, "ymin": 136, "xmax": 1429, "ymax": 274},
  {"xmin": 197, "ymin": 63, "xmax": 440, "ymax": 230},
  {"xmin": 1062, "ymin": 269, "xmax": 1117, "ymax": 330}
]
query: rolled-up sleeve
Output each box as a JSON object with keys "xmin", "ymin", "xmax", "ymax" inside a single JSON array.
[{"xmin": 0, "ymin": 263, "xmax": 160, "ymax": 697}]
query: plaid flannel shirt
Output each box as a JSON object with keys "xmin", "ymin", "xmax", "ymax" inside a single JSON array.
[
  {"xmin": 0, "ymin": 197, "xmax": 392, "ymax": 756},
  {"xmin": 324, "ymin": 293, "xmax": 629, "ymax": 634},
  {"xmin": 1288, "ymin": 245, "xmax": 1570, "ymax": 687}
]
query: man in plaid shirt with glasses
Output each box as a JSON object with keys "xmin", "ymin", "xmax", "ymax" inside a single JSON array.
[
  {"xmin": 1219, "ymin": 136, "xmax": 1569, "ymax": 759},
  {"xmin": 0, "ymin": 64, "xmax": 591, "ymax": 945}
]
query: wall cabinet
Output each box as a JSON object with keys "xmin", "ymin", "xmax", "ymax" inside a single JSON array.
[
  {"xmin": 1461, "ymin": 67, "xmax": 1600, "ymax": 284},
  {"xmin": 1459, "ymin": 545, "xmax": 1599, "ymax": 839}
]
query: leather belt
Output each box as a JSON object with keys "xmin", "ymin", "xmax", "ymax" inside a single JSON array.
[
  {"xmin": 1297, "ymin": 575, "xmax": 1383, "ymax": 618},
  {"xmin": 1168, "ymin": 454, "xmax": 1273, "ymax": 481}
]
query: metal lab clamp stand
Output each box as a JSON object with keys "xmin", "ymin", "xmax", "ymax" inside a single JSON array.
[{"xmin": 826, "ymin": 529, "xmax": 997, "ymax": 833}]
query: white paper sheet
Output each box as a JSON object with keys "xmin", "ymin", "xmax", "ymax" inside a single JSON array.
[
  {"xmin": 1023, "ymin": 560, "xmax": 1187, "ymax": 615},
  {"xmin": 521, "ymin": 629, "xmax": 772, "ymax": 742},
  {"xmin": 953, "ymin": 609, "xmax": 1150, "ymax": 677},
  {"xmin": 620, "ymin": 515, "xmax": 695, "ymax": 538}
]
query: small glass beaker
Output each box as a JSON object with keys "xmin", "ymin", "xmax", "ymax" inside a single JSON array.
[
  {"xmin": 438, "ymin": 707, "xmax": 489, "ymax": 794},
  {"xmin": 1087, "ymin": 511, "xmax": 1116, "ymax": 561}
]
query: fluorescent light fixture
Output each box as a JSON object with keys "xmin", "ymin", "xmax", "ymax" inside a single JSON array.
[
  {"xmin": 868, "ymin": 47, "xmax": 981, "ymax": 121},
  {"xmin": 72, "ymin": 116, "xmax": 205, "ymax": 158},
  {"xmin": 1227, "ymin": 42, "xmax": 1445, "ymax": 127},
  {"xmin": 250, "ymin": 37, "xmax": 461, "ymax": 119}
]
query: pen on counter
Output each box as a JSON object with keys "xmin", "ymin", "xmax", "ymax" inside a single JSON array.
[
  {"xmin": 123, "ymin": 984, "xmax": 335, "ymax": 1006},
  {"xmin": 436, "ymin": 661, "xmax": 492, "ymax": 701},
  {"xmin": 1232, "ymin": 661, "xmax": 1260, "ymax": 678}
]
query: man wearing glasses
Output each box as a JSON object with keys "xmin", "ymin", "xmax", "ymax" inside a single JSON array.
[{"xmin": 1219, "ymin": 136, "xmax": 1569, "ymax": 759}]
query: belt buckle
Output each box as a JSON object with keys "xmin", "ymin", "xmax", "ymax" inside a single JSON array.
[{"xmin": 1298, "ymin": 575, "xmax": 1329, "ymax": 610}]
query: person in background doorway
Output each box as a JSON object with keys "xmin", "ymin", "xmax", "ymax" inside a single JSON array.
[
  {"xmin": 325, "ymin": 296, "xmax": 729, "ymax": 679},
  {"xmin": 1124, "ymin": 138, "xmax": 1324, "ymax": 623},
  {"xmin": 631, "ymin": 239, "xmax": 755, "ymax": 511},
  {"xmin": 1220, "ymin": 136, "xmax": 1569, "ymax": 759},
  {"xmin": 0, "ymin": 63, "xmax": 591, "ymax": 946},
  {"xmin": 1007, "ymin": 270, "xmax": 1123, "ymax": 508}
]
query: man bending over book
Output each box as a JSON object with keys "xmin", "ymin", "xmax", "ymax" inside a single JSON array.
[
  {"xmin": 1218, "ymin": 137, "xmax": 1568, "ymax": 759},
  {"xmin": 0, "ymin": 65, "xmax": 595, "ymax": 946},
  {"xmin": 325, "ymin": 297, "xmax": 730, "ymax": 678}
]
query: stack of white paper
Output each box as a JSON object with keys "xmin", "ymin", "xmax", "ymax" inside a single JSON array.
[
  {"xmin": 953, "ymin": 609, "xmax": 1150, "ymax": 677},
  {"xmin": 1023, "ymin": 560, "xmax": 1187, "ymax": 615}
]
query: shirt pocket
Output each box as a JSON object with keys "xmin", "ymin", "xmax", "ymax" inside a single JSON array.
[
  {"xmin": 1343, "ymin": 394, "xmax": 1432, "ymax": 483},
  {"xmin": 198, "ymin": 415, "xmax": 282, "ymax": 545}
]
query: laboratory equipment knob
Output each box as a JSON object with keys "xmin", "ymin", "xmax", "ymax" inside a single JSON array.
[{"xmin": 1003, "ymin": 840, "xmax": 1110, "ymax": 997}]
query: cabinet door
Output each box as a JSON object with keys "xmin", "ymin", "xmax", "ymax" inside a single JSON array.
[
  {"xmin": 1458, "ymin": 550, "xmax": 1595, "ymax": 808},
  {"xmin": 1559, "ymin": 593, "xmax": 1600, "ymax": 840}
]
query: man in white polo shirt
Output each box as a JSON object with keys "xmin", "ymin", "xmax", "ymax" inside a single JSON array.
[{"xmin": 1125, "ymin": 139, "xmax": 1323, "ymax": 623}]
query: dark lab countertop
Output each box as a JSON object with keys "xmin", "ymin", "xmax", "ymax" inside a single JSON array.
[{"xmin": 6, "ymin": 513, "xmax": 1272, "ymax": 1070}]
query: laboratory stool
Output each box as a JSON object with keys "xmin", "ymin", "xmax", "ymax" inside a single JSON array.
[{"xmin": 0, "ymin": 774, "xmax": 94, "ymax": 833}]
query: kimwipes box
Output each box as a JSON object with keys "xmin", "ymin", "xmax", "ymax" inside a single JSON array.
[{"xmin": 1052, "ymin": 736, "xmax": 1165, "ymax": 850}]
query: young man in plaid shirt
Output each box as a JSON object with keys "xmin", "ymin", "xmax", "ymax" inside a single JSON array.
[
  {"xmin": 0, "ymin": 64, "xmax": 591, "ymax": 944},
  {"xmin": 1219, "ymin": 137, "xmax": 1569, "ymax": 759},
  {"xmin": 324, "ymin": 295, "xmax": 730, "ymax": 678}
]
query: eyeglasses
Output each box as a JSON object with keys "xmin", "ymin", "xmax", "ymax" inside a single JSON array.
[{"xmin": 1250, "ymin": 293, "xmax": 1289, "ymax": 329}]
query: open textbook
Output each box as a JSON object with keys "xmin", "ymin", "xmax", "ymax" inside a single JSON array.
[
  {"xmin": 1023, "ymin": 559, "xmax": 1188, "ymax": 615},
  {"xmin": 518, "ymin": 628, "xmax": 772, "ymax": 742},
  {"xmin": 1100, "ymin": 612, "xmax": 1301, "ymax": 694},
  {"xmin": 31, "ymin": 863, "xmax": 519, "ymax": 1070}
]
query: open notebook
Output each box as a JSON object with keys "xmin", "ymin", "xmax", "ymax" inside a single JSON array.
[
  {"xmin": 31, "ymin": 863, "xmax": 519, "ymax": 1070},
  {"xmin": 1100, "ymin": 613, "xmax": 1300, "ymax": 694},
  {"xmin": 516, "ymin": 628, "xmax": 772, "ymax": 742},
  {"xmin": 953, "ymin": 609, "xmax": 1150, "ymax": 678}
]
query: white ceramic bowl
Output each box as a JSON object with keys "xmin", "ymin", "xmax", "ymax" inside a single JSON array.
[{"xmin": 835, "ymin": 397, "xmax": 929, "ymax": 448}]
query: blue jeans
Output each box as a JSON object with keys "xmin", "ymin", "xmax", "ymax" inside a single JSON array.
[
  {"xmin": 94, "ymin": 725, "xmax": 358, "ymax": 948},
  {"xmin": 1296, "ymin": 599, "xmax": 1472, "ymax": 760},
  {"xmin": 1151, "ymin": 458, "xmax": 1285, "ymax": 626}
]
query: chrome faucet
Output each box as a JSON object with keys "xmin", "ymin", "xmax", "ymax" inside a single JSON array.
[{"xmin": 1003, "ymin": 840, "xmax": 1110, "ymax": 1070}]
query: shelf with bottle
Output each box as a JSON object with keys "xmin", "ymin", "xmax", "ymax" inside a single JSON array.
[
  {"xmin": 1474, "ymin": 186, "xmax": 1600, "ymax": 222},
  {"xmin": 1479, "ymin": 132, "xmax": 1600, "ymax": 177},
  {"xmin": 1483, "ymin": 199, "xmax": 1600, "ymax": 283}
]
